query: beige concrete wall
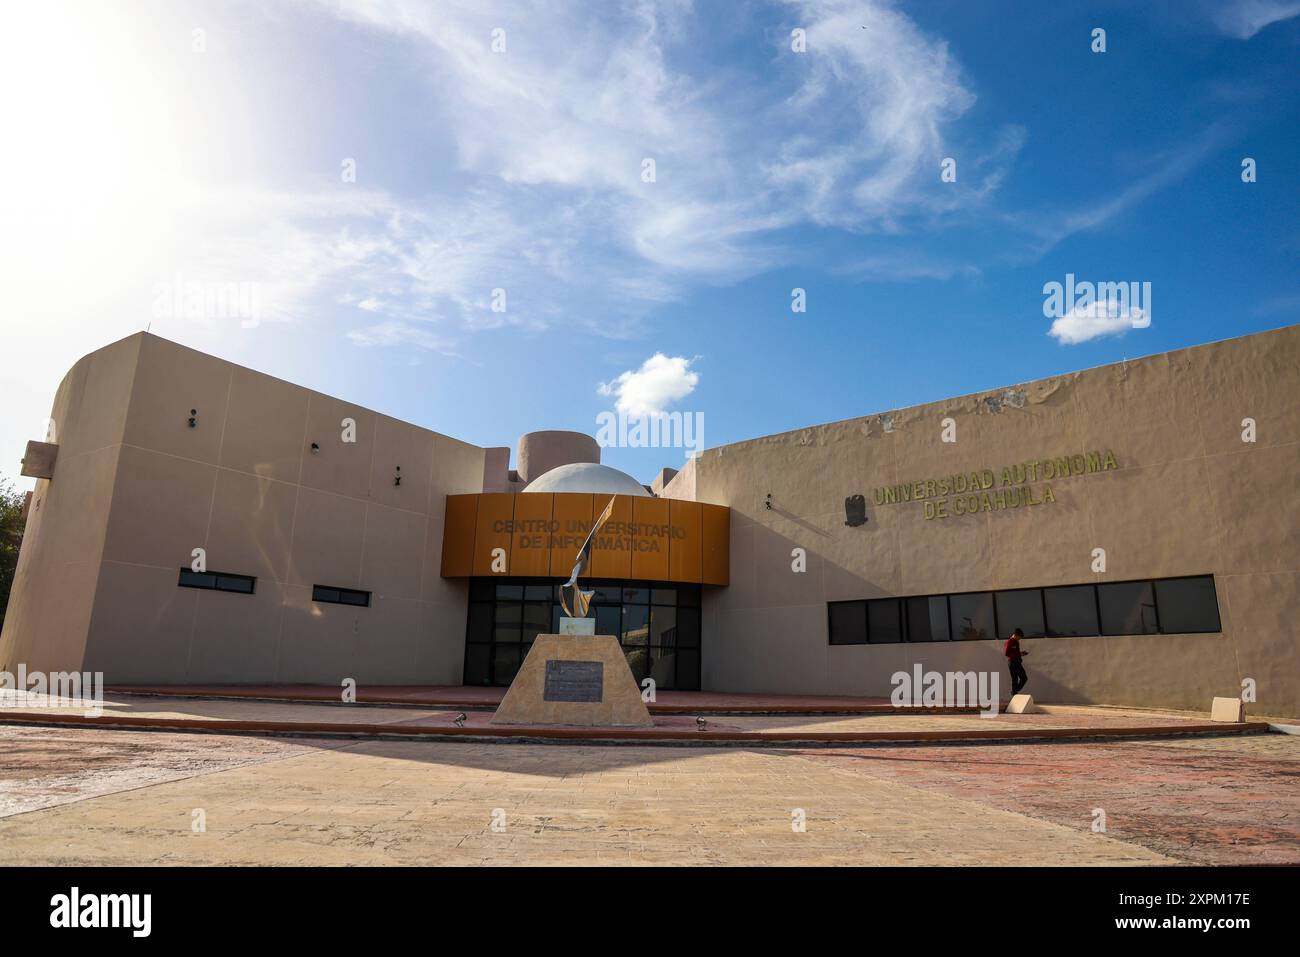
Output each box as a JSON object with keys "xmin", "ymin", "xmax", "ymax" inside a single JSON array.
[
  {"xmin": 6, "ymin": 333, "xmax": 486, "ymax": 686},
  {"xmin": 7, "ymin": 326, "xmax": 1295, "ymax": 711},
  {"xmin": 694, "ymin": 325, "xmax": 1299, "ymax": 718},
  {"xmin": 0, "ymin": 335, "xmax": 141, "ymax": 677}
]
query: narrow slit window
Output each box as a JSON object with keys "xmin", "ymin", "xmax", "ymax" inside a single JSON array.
[
  {"xmin": 312, "ymin": 584, "xmax": 371, "ymax": 607},
  {"xmin": 178, "ymin": 568, "xmax": 256, "ymax": 594}
]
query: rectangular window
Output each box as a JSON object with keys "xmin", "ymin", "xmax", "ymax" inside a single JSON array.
[
  {"xmin": 828, "ymin": 576, "xmax": 1220, "ymax": 645},
  {"xmin": 676, "ymin": 649, "xmax": 701, "ymax": 690},
  {"xmin": 994, "ymin": 589, "xmax": 1045, "ymax": 638},
  {"xmin": 650, "ymin": 606, "xmax": 677, "ymax": 646},
  {"xmin": 650, "ymin": 648, "xmax": 676, "ymax": 687},
  {"xmin": 595, "ymin": 605, "xmax": 621, "ymax": 638},
  {"xmin": 621, "ymin": 604, "xmax": 650, "ymax": 644},
  {"xmin": 624, "ymin": 645, "xmax": 650, "ymax": 683},
  {"xmin": 1044, "ymin": 585, "xmax": 1100, "ymax": 637},
  {"xmin": 464, "ymin": 643, "xmax": 491, "ymax": 686},
  {"xmin": 466, "ymin": 578, "xmax": 699, "ymax": 691},
  {"xmin": 1099, "ymin": 580, "xmax": 1159, "ymax": 635},
  {"xmin": 587, "ymin": 584, "xmax": 621, "ymax": 605},
  {"xmin": 521, "ymin": 602, "xmax": 550, "ymax": 643},
  {"xmin": 467, "ymin": 602, "xmax": 493, "ymax": 643},
  {"xmin": 312, "ymin": 584, "xmax": 370, "ymax": 607},
  {"xmin": 493, "ymin": 602, "xmax": 522, "ymax": 642},
  {"xmin": 178, "ymin": 568, "xmax": 256, "ymax": 594},
  {"xmin": 675, "ymin": 607, "xmax": 700, "ymax": 648},
  {"xmin": 492, "ymin": 644, "xmax": 522, "ymax": 685},
  {"xmin": 867, "ymin": 599, "xmax": 903, "ymax": 643},
  {"xmin": 949, "ymin": 592, "xmax": 995, "ymax": 641},
  {"xmin": 906, "ymin": 596, "xmax": 950, "ymax": 642},
  {"xmin": 1153, "ymin": 576, "xmax": 1221, "ymax": 634},
  {"xmin": 828, "ymin": 601, "xmax": 867, "ymax": 645}
]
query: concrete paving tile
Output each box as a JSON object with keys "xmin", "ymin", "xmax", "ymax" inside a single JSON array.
[{"xmin": 1, "ymin": 725, "xmax": 1293, "ymax": 865}]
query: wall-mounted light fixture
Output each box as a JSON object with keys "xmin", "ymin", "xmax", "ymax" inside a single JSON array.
[
  {"xmin": 187, "ymin": 409, "xmax": 197, "ymax": 428},
  {"xmin": 764, "ymin": 493, "xmax": 773, "ymax": 511},
  {"xmin": 394, "ymin": 465, "xmax": 402, "ymax": 487},
  {"xmin": 310, "ymin": 442, "xmax": 320, "ymax": 455}
]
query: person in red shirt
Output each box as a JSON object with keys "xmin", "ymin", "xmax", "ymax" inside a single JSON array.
[{"xmin": 1004, "ymin": 627, "xmax": 1029, "ymax": 697}]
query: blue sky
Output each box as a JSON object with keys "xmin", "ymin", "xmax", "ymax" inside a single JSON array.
[{"xmin": 2, "ymin": 0, "xmax": 1297, "ymax": 488}]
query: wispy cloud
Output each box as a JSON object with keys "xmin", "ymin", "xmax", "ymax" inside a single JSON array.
[
  {"xmin": 1210, "ymin": 0, "xmax": 1300, "ymax": 39},
  {"xmin": 299, "ymin": 0, "xmax": 1011, "ymax": 342},
  {"xmin": 999, "ymin": 125, "xmax": 1228, "ymax": 261},
  {"xmin": 0, "ymin": 0, "xmax": 1226, "ymax": 363}
]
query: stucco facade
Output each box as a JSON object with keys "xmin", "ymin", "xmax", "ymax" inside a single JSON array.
[
  {"xmin": 1, "ymin": 333, "xmax": 485, "ymax": 684},
  {"xmin": 666, "ymin": 324, "xmax": 1298, "ymax": 717},
  {"xmin": 2, "ymin": 325, "xmax": 1297, "ymax": 716}
]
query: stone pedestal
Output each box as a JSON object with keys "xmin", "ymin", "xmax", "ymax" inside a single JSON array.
[
  {"xmin": 1006, "ymin": 693, "xmax": 1037, "ymax": 714},
  {"xmin": 1210, "ymin": 696, "xmax": 1244, "ymax": 722},
  {"xmin": 491, "ymin": 634, "xmax": 653, "ymax": 727}
]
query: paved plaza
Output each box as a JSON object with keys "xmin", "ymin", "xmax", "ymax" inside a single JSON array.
[{"xmin": 1, "ymin": 714, "xmax": 1295, "ymax": 866}]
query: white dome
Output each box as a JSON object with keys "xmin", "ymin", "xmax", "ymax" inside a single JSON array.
[{"xmin": 523, "ymin": 462, "xmax": 650, "ymax": 496}]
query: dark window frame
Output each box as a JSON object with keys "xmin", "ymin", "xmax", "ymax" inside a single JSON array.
[
  {"xmin": 178, "ymin": 568, "xmax": 256, "ymax": 594},
  {"xmin": 1097, "ymin": 579, "xmax": 1160, "ymax": 636},
  {"xmin": 827, "ymin": 575, "xmax": 1221, "ymax": 645},
  {"xmin": 949, "ymin": 590, "xmax": 996, "ymax": 642},
  {"xmin": 1150, "ymin": 575, "xmax": 1221, "ymax": 634},
  {"xmin": 905, "ymin": 594, "xmax": 952, "ymax": 642},
  {"xmin": 463, "ymin": 577, "xmax": 701, "ymax": 688},
  {"xmin": 867, "ymin": 598, "xmax": 904, "ymax": 644},
  {"xmin": 1042, "ymin": 583, "xmax": 1102, "ymax": 637},
  {"xmin": 993, "ymin": 587, "xmax": 1047, "ymax": 639},
  {"xmin": 312, "ymin": 584, "xmax": 371, "ymax": 607},
  {"xmin": 827, "ymin": 599, "xmax": 867, "ymax": 645}
]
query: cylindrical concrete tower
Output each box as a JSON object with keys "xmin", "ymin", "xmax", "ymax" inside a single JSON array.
[{"xmin": 516, "ymin": 430, "xmax": 601, "ymax": 485}]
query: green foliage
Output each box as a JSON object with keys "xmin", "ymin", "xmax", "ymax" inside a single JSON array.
[{"xmin": 0, "ymin": 481, "xmax": 26, "ymax": 632}]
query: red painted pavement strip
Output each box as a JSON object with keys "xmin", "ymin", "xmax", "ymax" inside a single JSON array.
[
  {"xmin": 0, "ymin": 708, "xmax": 1272, "ymax": 745},
  {"xmin": 799, "ymin": 739, "xmax": 1300, "ymax": 865}
]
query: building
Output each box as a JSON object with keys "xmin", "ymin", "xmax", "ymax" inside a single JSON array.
[{"xmin": 2, "ymin": 325, "xmax": 1297, "ymax": 716}]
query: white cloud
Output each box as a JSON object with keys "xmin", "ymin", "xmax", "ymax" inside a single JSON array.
[
  {"xmin": 1048, "ymin": 300, "xmax": 1148, "ymax": 345},
  {"xmin": 309, "ymin": 0, "xmax": 1004, "ymax": 286},
  {"xmin": 2, "ymin": 0, "xmax": 1016, "ymax": 375},
  {"xmin": 598, "ymin": 354, "xmax": 700, "ymax": 416},
  {"xmin": 347, "ymin": 319, "xmax": 457, "ymax": 354},
  {"xmin": 1211, "ymin": 0, "xmax": 1300, "ymax": 38}
]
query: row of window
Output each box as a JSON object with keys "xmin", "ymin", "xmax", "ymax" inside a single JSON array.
[
  {"xmin": 828, "ymin": 575, "xmax": 1221, "ymax": 645},
  {"xmin": 464, "ymin": 578, "xmax": 702, "ymax": 690},
  {"xmin": 467, "ymin": 600, "xmax": 699, "ymax": 647},
  {"xmin": 177, "ymin": 569, "xmax": 371, "ymax": 606},
  {"xmin": 470, "ymin": 579, "xmax": 699, "ymax": 607}
]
